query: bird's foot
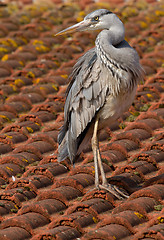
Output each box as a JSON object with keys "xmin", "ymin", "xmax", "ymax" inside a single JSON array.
[
  {"xmin": 85, "ymin": 184, "xmax": 128, "ymax": 199},
  {"xmin": 98, "ymin": 183, "xmax": 129, "ymax": 200}
]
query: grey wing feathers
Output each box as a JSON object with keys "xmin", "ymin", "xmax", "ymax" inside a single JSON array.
[{"xmin": 58, "ymin": 48, "xmax": 109, "ymax": 163}]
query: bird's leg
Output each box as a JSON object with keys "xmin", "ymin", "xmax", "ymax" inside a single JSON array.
[
  {"xmin": 92, "ymin": 118, "xmax": 110, "ymax": 186},
  {"xmin": 92, "ymin": 119, "xmax": 129, "ymax": 199},
  {"xmin": 98, "ymin": 148, "xmax": 129, "ymax": 199},
  {"xmin": 91, "ymin": 118, "xmax": 100, "ymax": 189},
  {"xmin": 97, "ymin": 148, "xmax": 108, "ymax": 186},
  {"xmin": 92, "ymin": 118, "xmax": 109, "ymax": 188}
]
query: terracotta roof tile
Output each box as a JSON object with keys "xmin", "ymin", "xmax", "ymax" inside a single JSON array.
[
  {"xmin": 0, "ymin": 0, "xmax": 163, "ymax": 239},
  {"xmin": 1, "ymin": 212, "xmax": 50, "ymax": 231},
  {"xmin": 0, "ymin": 227, "xmax": 31, "ymax": 240},
  {"xmin": 82, "ymin": 223, "xmax": 132, "ymax": 239},
  {"xmin": 32, "ymin": 226, "xmax": 81, "ymax": 240}
]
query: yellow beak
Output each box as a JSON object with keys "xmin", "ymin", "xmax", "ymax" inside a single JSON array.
[{"xmin": 55, "ymin": 19, "xmax": 91, "ymax": 36}]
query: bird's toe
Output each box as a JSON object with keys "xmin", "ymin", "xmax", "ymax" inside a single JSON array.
[{"xmin": 99, "ymin": 184, "xmax": 129, "ymax": 199}]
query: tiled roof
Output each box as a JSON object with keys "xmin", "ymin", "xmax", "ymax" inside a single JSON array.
[{"xmin": 0, "ymin": 0, "xmax": 163, "ymax": 239}]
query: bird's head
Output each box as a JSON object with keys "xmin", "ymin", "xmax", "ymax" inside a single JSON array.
[{"xmin": 55, "ymin": 9, "xmax": 122, "ymax": 36}]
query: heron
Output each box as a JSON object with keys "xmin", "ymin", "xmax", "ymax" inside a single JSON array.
[{"xmin": 56, "ymin": 9, "xmax": 143, "ymax": 199}]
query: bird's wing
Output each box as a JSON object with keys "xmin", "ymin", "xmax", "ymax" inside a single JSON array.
[{"xmin": 58, "ymin": 48, "xmax": 109, "ymax": 162}]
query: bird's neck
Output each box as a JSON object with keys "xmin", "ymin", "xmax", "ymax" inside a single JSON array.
[
  {"xmin": 95, "ymin": 18, "xmax": 125, "ymax": 68},
  {"xmin": 96, "ymin": 20, "xmax": 125, "ymax": 48},
  {"xmin": 95, "ymin": 18, "xmax": 126, "ymax": 66},
  {"xmin": 95, "ymin": 24, "xmax": 130, "ymax": 96},
  {"xmin": 111, "ymin": 19, "xmax": 125, "ymax": 45},
  {"xmin": 95, "ymin": 24, "xmax": 125, "ymax": 70}
]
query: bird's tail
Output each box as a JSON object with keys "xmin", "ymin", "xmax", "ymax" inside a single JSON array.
[
  {"xmin": 58, "ymin": 121, "xmax": 93, "ymax": 163},
  {"xmin": 58, "ymin": 125, "xmax": 69, "ymax": 162}
]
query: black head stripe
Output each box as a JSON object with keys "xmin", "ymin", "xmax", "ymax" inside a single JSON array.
[
  {"xmin": 85, "ymin": 9, "xmax": 113, "ymax": 20},
  {"xmin": 100, "ymin": 10, "xmax": 112, "ymax": 16}
]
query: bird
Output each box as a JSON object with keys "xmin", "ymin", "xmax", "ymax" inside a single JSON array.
[{"xmin": 55, "ymin": 9, "xmax": 143, "ymax": 199}]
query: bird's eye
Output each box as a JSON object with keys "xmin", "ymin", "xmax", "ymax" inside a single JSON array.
[{"xmin": 93, "ymin": 16, "xmax": 99, "ymax": 21}]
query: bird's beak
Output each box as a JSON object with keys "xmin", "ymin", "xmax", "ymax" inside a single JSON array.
[{"xmin": 55, "ymin": 19, "xmax": 91, "ymax": 36}]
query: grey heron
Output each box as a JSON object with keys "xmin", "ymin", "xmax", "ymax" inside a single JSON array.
[{"xmin": 56, "ymin": 9, "xmax": 143, "ymax": 199}]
